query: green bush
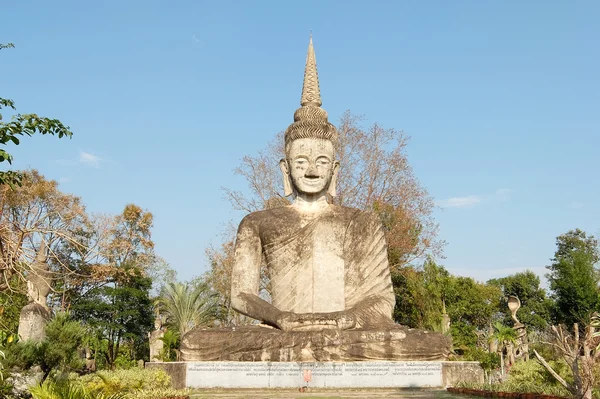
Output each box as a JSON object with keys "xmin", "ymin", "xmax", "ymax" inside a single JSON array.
[
  {"xmin": 506, "ymin": 358, "xmax": 568, "ymax": 388},
  {"xmin": 463, "ymin": 347, "xmax": 500, "ymax": 375},
  {"xmin": 77, "ymin": 368, "xmax": 170, "ymax": 394},
  {"xmin": 30, "ymin": 378, "xmax": 128, "ymax": 399},
  {"xmin": 74, "ymin": 368, "xmax": 190, "ymax": 399},
  {"xmin": 5, "ymin": 313, "xmax": 86, "ymax": 380}
]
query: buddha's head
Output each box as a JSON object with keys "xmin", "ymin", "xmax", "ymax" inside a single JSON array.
[{"xmin": 280, "ymin": 37, "xmax": 339, "ymax": 198}]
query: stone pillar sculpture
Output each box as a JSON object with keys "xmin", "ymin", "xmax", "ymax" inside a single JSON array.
[
  {"xmin": 507, "ymin": 295, "xmax": 529, "ymax": 362},
  {"xmin": 18, "ymin": 241, "xmax": 52, "ymax": 342},
  {"xmin": 441, "ymin": 299, "xmax": 451, "ymax": 334},
  {"xmin": 148, "ymin": 308, "xmax": 165, "ymax": 362}
]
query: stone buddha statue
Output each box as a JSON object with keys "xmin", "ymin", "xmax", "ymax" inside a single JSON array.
[{"xmin": 181, "ymin": 38, "xmax": 451, "ymax": 362}]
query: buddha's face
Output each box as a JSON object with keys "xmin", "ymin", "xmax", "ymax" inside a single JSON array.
[{"xmin": 285, "ymin": 138, "xmax": 336, "ymax": 195}]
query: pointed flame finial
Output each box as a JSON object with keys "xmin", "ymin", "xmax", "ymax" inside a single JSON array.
[
  {"xmin": 284, "ymin": 35, "xmax": 338, "ymax": 148},
  {"xmin": 300, "ymin": 36, "xmax": 322, "ymax": 107}
]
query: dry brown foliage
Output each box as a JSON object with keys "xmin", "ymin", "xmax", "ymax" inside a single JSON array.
[
  {"xmin": 0, "ymin": 170, "xmax": 89, "ymax": 292},
  {"xmin": 0, "ymin": 170, "xmax": 156, "ymax": 311}
]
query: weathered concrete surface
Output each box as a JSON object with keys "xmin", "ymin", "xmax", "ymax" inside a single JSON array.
[
  {"xmin": 145, "ymin": 361, "xmax": 187, "ymax": 389},
  {"xmin": 18, "ymin": 242, "xmax": 52, "ymax": 342},
  {"xmin": 150, "ymin": 361, "xmax": 483, "ymax": 389},
  {"xmin": 187, "ymin": 361, "xmax": 442, "ymax": 388},
  {"xmin": 148, "ymin": 328, "xmax": 165, "ymax": 362},
  {"xmin": 441, "ymin": 361, "xmax": 484, "ymax": 387},
  {"xmin": 17, "ymin": 302, "xmax": 50, "ymax": 342},
  {"xmin": 182, "ymin": 325, "xmax": 450, "ymax": 362}
]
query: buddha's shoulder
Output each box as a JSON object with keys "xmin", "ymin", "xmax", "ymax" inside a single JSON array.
[
  {"xmin": 238, "ymin": 205, "xmax": 380, "ymax": 227},
  {"xmin": 238, "ymin": 206, "xmax": 299, "ymax": 226},
  {"xmin": 331, "ymin": 205, "xmax": 381, "ymax": 225}
]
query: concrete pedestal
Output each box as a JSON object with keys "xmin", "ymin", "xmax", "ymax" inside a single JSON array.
[{"xmin": 146, "ymin": 361, "xmax": 483, "ymax": 389}]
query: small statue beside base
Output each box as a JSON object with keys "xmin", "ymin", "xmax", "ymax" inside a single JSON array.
[
  {"xmin": 18, "ymin": 242, "xmax": 52, "ymax": 342},
  {"xmin": 148, "ymin": 309, "xmax": 165, "ymax": 362}
]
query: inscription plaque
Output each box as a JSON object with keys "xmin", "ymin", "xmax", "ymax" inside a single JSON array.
[{"xmin": 186, "ymin": 361, "xmax": 443, "ymax": 388}]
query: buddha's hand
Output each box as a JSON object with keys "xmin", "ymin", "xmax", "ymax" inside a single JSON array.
[{"xmin": 276, "ymin": 311, "xmax": 356, "ymax": 332}]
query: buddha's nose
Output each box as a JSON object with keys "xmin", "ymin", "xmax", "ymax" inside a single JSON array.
[{"xmin": 305, "ymin": 164, "xmax": 319, "ymax": 177}]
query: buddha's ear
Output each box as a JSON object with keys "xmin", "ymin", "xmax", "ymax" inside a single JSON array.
[
  {"xmin": 280, "ymin": 158, "xmax": 294, "ymax": 197},
  {"xmin": 327, "ymin": 161, "xmax": 340, "ymax": 197}
]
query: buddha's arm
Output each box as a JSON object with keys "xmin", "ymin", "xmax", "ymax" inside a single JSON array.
[
  {"xmin": 343, "ymin": 210, "xmax": 397, "ymax": 329},
  {"xmin": 347, "ymin": 294, "xmax": 395, "ymax": 328},
  {"xmin": 230, "ymin": 215, "xmax": 284, "ymax": 328}
]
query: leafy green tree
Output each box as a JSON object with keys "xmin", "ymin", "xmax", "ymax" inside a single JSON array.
[
  {"xmin": 444, "ymin": 276, "xmax": 502, "ymax": 352},
  {"xmin": 546, "ymin": 229, "xmax": 600, "ymax": 326},
  {"xmin": 158, "ymin": 280, "xmax": 219, "ymax": 339},
  {"xmin": 392, "ymin": 266, "xmax": 426, "ymax": 328},
  {"xmin": 71, "ymin": 265, "xmax": 154, "ymax": 369},
  {"xmin": 391, "ymin": 258, "xmax": 450, "ymax": 331},
  {"xmin": 1, "ymin": 44, "xmax": 72, "ymax": 187},
  {"xmin": 488, "ymin": 270, "xmax": 554, "ymax": 331}
]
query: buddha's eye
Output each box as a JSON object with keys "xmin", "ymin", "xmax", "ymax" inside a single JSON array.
[
  {"xmin": 294, "ymin": 159, "xmax": 308, "ymax": 168},
  {"xmin": 316, "ymin": 158, "xmax": 331, "ymax": 167}
]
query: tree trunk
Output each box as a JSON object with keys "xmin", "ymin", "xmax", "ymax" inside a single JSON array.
[{"xmin": 500, "ymin": 350, "xmax": 505, "ymax": 380}]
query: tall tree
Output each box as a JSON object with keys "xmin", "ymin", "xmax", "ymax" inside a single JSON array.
[
  {"xmin": 205, "ymin": 238, "xmax": 237, "ymax": 325},
  {"xmin": 488, "ymin": 270, "xmax": 554, "ymax": 331},
  {"xmin": 546, "ymin": 229, "xmax": 600, "ymax": 326},
  {"xmin": 391, "ymin": 258, "xmax": 449, "ymax": 331},
  {"xmin": 1, "ymin": 43, "xmax": 72, "ymax": 187},
  {"xmin": 71, "ymin": 264, "xmax": 153, "ymax": 369},
  {"xmin": 444, "ymin": 276, "xmax": 502, "ymax": 351},
  {"xmin": 105, "ymin": 204, "xmax": 154, "ymax": 269},
  {"xmin": 69, "ymin": 204, "xmax": 156, "ymax": 368},
  {"xmin": 0, "ymin": 170, "xmax": 88, "ymax": 293},
  {"xmin": 57, "ymin": 205, "xmax": 155, "ymax": 310}
]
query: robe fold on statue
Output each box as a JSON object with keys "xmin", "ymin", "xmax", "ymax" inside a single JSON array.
[{"xmin": 260, "ymin": 205, "xmax": 395, "ymax": 324}]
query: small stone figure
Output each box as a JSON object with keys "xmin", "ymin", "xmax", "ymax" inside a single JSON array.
[
  {"xmin": 148, "ymin": 308, "xmax": 165, "ymax": 362},
  {"xmin": 18, "ymin": 241, "xmax": 52, "ymax": 342},
  {"xmin": 441, "ymin": 300, "xmax": 451, "ymax": 334}
]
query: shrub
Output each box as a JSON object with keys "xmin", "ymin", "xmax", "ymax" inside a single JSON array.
[
  {"xmin": 30, "ymin": 378, "xmax": 128, "ymax": 399},
  {"xmin": 463, "ymin": 347, "xmax": 500, "ymax": 375},
  {"xmin": 74, "ymin": 368, "xmax": 190, "ymax": 399},
  {"xmin": 77, "ymin": 368, "xmax": 171, "ymax": 395},
  {"xmin": 5, "ymin": 313, "xmax": 86, "ymax": 380}
]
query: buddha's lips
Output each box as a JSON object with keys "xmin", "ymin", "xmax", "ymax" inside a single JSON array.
[{"xmin": 302, "ymin": 177, "xmax": 323, "ymax": 184}]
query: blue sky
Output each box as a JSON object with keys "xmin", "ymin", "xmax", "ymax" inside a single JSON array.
[{"xmin": 2, "ymin": 1, "xmax": 599, "ymax": 285}]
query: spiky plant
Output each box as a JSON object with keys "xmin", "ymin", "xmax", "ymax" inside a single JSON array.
[
  {"xmin": 158, "ymin": 281, "xmax": 219, "ymax": 338},
  {"xmin": 29, "ymin": 378, "xmax": 129, "ymax": 399}
]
